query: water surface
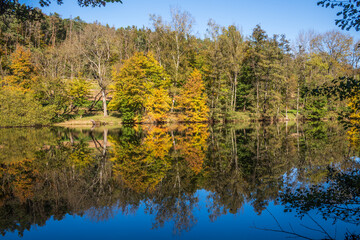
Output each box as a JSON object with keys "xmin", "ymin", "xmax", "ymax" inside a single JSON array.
[{"xmin": 1, "ymin": 122, "xmax": 359, "ymax": 239}]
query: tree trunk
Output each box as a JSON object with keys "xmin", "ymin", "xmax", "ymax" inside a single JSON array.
[
  {"xmin": 296, "ymin": 85, "xmax": 299, "ymax": 120},
  {"xmin": 102, "ymin": 89, "xmax": 108, "ymax": 116},
  {"xmin": 171, "ymin": 97, "xmax": 175, "ymax": 113},
  {"xmin": 103, "ymin": 128, "xmax": 108, "ymax": 156},
  {"xmin": 256, "ymin": 80, "xmax": 259, "ymax": 115},
  {"xmin": 233, "ymin": 72, "xmax": 238, "ymax": 112}
]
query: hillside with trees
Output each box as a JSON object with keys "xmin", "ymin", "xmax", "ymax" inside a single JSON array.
[{"xmin": 0, "ymin": 5, "xmax": 359, "ymax": 126}]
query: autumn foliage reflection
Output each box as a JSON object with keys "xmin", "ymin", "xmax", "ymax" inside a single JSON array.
[
  {"xmin": 175, "ymin": 124, "xmax": 209, "ymax": 174},
  {"xmin": 110, "ymin": 126, "xmax": 172, "ymax": 193},
  {"xmin": 0, "ymin": 122, "xmax": 359, "ymax": 237}
]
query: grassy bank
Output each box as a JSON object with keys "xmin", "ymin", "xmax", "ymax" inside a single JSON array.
[
  {"xmin": 50, "ymin": 109, "xmax": 342, "ymax": 127},
  {"xmin": 55, "ymin": 114, "xmax": 122, "ymax": 127}
]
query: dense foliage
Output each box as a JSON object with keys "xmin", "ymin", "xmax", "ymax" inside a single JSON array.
[
  {"xmin": 0, "ymin": 7, "xmax": 359, "ymax": 125},
  {"xmin": 318, "ymin": 0, "xmax": 360, "ymax": 31},
  {"xmin": 109, "ymin": 52, "xmax": 171, "ymax": 122}
]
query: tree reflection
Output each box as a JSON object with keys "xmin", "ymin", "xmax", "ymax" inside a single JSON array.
[
  {"xmin": 176, "ymin": 124, "xmax": 209, "ymax": 174},
  {"xmin": 0, "ymin": 122, "xmax": 358, "ymax": 237},
  {"xmin": 110, "ymin": 126, "xmax": 172, "ymax": 193},
  {"xmin": 282, "ymin": 165, "xmax": 360, "ymax": 225}
]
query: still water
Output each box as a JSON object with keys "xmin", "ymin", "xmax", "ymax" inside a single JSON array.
[{"xmin": 0, "ymin": 122, "xmax": 359, "ymax": 239}]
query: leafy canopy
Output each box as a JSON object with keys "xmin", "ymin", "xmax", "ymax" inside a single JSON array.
[
  {"xmin": 177, "ymin": 69, "xmax": 209, "ymax": 122},
  {"xmin": 109, "ymin": 52, "xmax": 170, "ymax": 123},
  {"xmin": 317, "ymin": 0, "xmax": 360, "ymax": 31},
  {"xmin": 38, "ymin": 0, "xmax": 123, "ymax": 7},
  {"xmin": 2, "ymin": 46, "xmax": 37, "ymax": 92},
  {"xmin": 0, "ymin": 0, "xmax": 123, "ymax": 23}
]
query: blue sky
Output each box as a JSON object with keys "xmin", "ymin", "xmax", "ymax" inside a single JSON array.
[{"xmin": 24, "ymin": 0, "xmax": 358, "ymax": 42}]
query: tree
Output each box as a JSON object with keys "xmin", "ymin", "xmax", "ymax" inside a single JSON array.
[
  {"xmin": 150, "ymin": 8, "xmax": 194, "ymax": 112},
  {"xmin": 242, "ymin": 25, "xmax": 273, "ymax": 118},
  {"xmin": 0, "ymin": 0, "xmax": 43, "ymax": 23},
  {"xmin": 0, "ymin": 0, "xmax": 123, "ymax": 27},
  {"xmin": 203, "ymin": 19, "xmax": 228, "ymax": 121},
  {"xmin": 317, "ymin": 0, "xmax": 360, "ymax": 31},
  {"xmin": 144, "ymin": 88, "xmax": 171, "ymax": 122},
  {"xmin": 279, "ymin": 35, "xmax": 296, "ymax": 120},
  {"xmin": 2, "ymin": 46, "xmax": 36, "ymax": 91},
  {"xmin": 109, "ymin": 52, "xmax": 170, "ymax": 123},
  {"xmin": 0, "ymin": 46, "xmax": 59, "ymax": 125},
  {"xmin": 303, "ymin": 95, "xmax": 328, "ymax": 120},
  {"xmin": 79, "ymin": 23, "xmax": 116, "ymax": 116},
  {"xmin": 219, "ymin": 25, "xmax": 244, "ymax": 112},
  {"xmin": 67, "ymin": 76, "xmax": 90, "ymax": 112},
  {"xmin": 310, "ymin": 30, "xmax": 353, "ymax": 78},
  {"xmin": 0, "ymin": 88, "xmax": 54, "ymax": 127},
  {"xmin": 176, "ymin": 69, "xmax": 209, "ymax": 122}
]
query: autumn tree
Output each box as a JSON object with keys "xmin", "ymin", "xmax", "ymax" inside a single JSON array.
[
  {"xmin": 109, "ymin": 52, "xmax": 170, "ymax": 123},
  {"xmin": 150, "ymin": 8, "xmax": 194, "ymax": 112},
  {"xmin": 0, "ymin": 46, "xmax": 55, "ymax": 126},
  {"xmin": 2, "ymin": 46, "xmax": 36, "ymax": 91},
  {"xmin": 67, "ymin": 76, "xmax": 90, "ymax": 112},
  {"xmin": 144, "ymin": 88, "xmax": 171, "ymax": 122},
  {"xmin": 177, "ymin": 69, "xmax": 209, "ymax": 122},
  {"xmin": 310, "ymin": 30, "xmax": 353, "ymax": 78}
]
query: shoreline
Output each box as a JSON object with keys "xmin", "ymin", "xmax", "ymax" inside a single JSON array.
[{"xmin": 0, "ymin": 117, "xmax": 334, "ymax": 129}]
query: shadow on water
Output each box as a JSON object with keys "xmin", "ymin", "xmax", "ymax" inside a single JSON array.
[{"xmin": 0, "ymin": 121, "xmax": 359, "ymax": 239}]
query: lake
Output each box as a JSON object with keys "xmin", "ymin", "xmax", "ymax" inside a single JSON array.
[{"xmin": 1, "ymin": 121, "xmax": 359, "ymax": 239}]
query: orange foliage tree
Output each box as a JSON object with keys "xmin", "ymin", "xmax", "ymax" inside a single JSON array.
[{"xmin": 176, "ymin": 69, "xmax": 209, "ymax": 122}]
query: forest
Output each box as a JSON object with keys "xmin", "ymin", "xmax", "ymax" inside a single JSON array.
[{"xmin": 1, "ymin": 5, "xmax": 360, "ymax": 126}]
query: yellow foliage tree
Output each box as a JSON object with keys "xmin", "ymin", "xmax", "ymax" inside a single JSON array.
[
  {"xmin": 109, "ymin": 52, "xmax": 171, "ymax": 123},
  {"xmin": 347, "ymin": 96, "xmax": 360, "ymax": 151},
  {"xmin": 3, "ymin": 46, "xmax": 37, "ymax": 91},
  {"xmin": 144, "ymin": 87, "xmax": 171, "ymax": 122},
  {"xmin": 177, "ymin": 69, "xmax": 209, "ymax": 122},
  {"xmin": 67, "ymin": 76, "xmax": 90, "ymax": 108},
  {"xmin": 348, "ymin": 95, "xmax": 360, "ymax": 119}
]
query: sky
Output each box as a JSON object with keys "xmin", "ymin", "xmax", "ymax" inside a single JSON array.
[{"xmin": 24, "ymin": 0, "xmax": 358, "ymax": 42}]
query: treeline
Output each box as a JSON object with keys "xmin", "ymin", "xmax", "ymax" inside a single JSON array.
[{"xmin": 1, "ymin": 8, "xmax": 360, "ymax": 125}]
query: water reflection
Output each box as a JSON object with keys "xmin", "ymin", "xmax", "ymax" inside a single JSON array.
[{"xmin": 0, "ymin": 122, "xmax": 359, "ymax": 238}]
